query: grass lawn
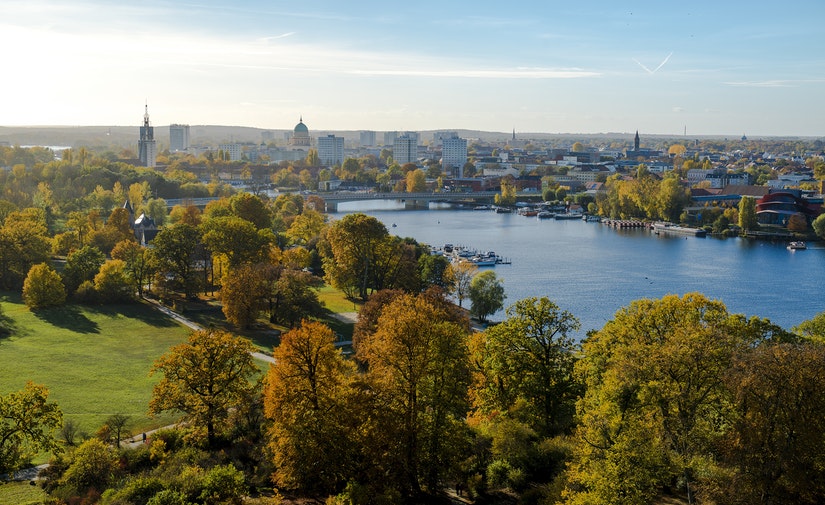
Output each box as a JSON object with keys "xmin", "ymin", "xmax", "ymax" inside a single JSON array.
[
  {"xmin": 317, "ymin": 285, "xmax": 362, "ymax": 314},
  {"xmin": 0, "ymin": 481, "xmax": 48, "ymax": 505},
  {"xmin": 0, "ymin": 293, "xmax": 190, "ymax": 435}
]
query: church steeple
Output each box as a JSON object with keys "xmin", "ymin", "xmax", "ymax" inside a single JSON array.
[
  {"xmin": 634, "ymin": 130, "xmax": 640, "ymax": 151},
  {"xmin": 143, "ymin": 103, "xmax": 150, "ymax": 128}
]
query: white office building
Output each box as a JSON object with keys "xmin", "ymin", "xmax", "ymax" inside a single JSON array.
[
  {"xmin": 441, "ymin": 135, "xmax": 468, "ymax": 177},
  {"xmin": 360, "ymin": 130, "xmax": 376, "ymax": 147},
  {"xmin": 317, "ymin": 135, "xmax": 345, "ymax": 166},
  {"xmin": 169, "ymin": 124, "xmax": 190, "ymax": 152},
  {"xmin": 393, "ymin": 133, "xmax": 418, "ymax": 164},
  {"xmin": 218, "ymin": 143, "xmax": 242, "ymax": 161}
]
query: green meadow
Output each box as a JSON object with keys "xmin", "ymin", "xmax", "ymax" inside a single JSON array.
[{"xmin": 0, "ymin": 294, "xmax": 190, "ymax": 435}]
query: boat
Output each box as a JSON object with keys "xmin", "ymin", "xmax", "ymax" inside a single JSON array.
[
  {"xmin": 494, "ymin": 206, "xmax": 513, "ymax": 214},
  {"xmin": 537, "ymin": 211, "xmax": 554, "ymax": 219},
  {"xmin": 554, "ymin": 213, "xmax": 581, "ymax": 220},
  {"xmin": 787, "ymin": 241, "xmax": 807, "ymax": 250},
  {"xmin": 651, "ymin": 222, "xmax": 707, "ymax": 237}
]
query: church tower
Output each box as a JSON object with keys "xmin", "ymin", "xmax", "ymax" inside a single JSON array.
[
  {"xmin": 138, "ymin": 104, "xmax": 157, "ymax": 168},
  {"xmin": 634, "ymin": 130, "xmax": 640, "ymax": 151}
]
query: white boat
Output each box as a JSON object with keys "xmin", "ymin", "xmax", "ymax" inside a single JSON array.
[
  {"xmin": 787, "ymin": 241, "xmax": 807, "ymax": 250},
  {"xmin": 537, "ymin": 211, "xmax": 554, "ymax": 219}
]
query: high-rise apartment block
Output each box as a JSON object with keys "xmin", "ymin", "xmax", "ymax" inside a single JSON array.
[
  {"xmin": 441, "ymin": 135, "xmax": 468, "ymax": 177},
  {"xmin": 317, "ymin": 135, "xmax": 345, "ymax": 166},
  {"xmin": 169, "ymin": 124, "xmax": 190, "ymax": 152},
  {"xmin": 393, "ymin": 133, "xmax": 418, "ymax": 165},
  {"xmin": 360, "ymin": 130, "xmax": 376, "ymax": 147},
  {"xmin": 218, "ymin": 143, "xmax": 242, "ymax": 161},
  {"xmin": 138, "ymin": 104, "xmax": 156, "ymax": 168}
]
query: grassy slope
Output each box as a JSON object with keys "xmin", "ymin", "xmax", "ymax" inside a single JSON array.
[
  {"xmin": 0, "ymin": 294, "xmax": 189, "ymax": 434},
  {"xmin": 0, "ymin": 481, "xmax": 48, "ymax": 504}
]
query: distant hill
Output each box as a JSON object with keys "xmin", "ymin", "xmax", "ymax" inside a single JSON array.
[{"xmin": 0, "ymin": 125, "xmax": 816, "ymax": 151}]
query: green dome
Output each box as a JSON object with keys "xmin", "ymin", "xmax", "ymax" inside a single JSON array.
[{"xmin": 294, "ymin": 119, "xmax": 308, "ymax": 134}]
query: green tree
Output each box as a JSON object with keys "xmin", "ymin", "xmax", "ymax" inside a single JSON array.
[
  {"xmin": 418, "ymin": 252, "xmax": 454, "ymax": 291},
  {"xmin": 285, "ymin": 208, "xmax": 326, "ymax": 245},
  {"xmin": 321, "ymin": 213, "xmax": 390, "ymax": 301},
  {"xmin": 470, "ymin": 297, "xmax": 580, "ymax": 436},
  {"xmin": 812, "ymin": 214, "xmax": 825, "ymax": 239},
  {"xmin": 22, "ymin": 263, "xmax": 66, "ymax": 309},
  {"xmin": 566, "ymin": 293, "xmax": 790, "ymax": 505},
  {"xmin": 60, "ymin": 438, "xmax": 118, "ymax": 493},
  {"xmin": 268, "ymin": 269, "xmax": 325, "ymax": 327},
  {"xmin": 62, "ymin": 245, "xmax": 106, "ymax": 294},
  {"xmin": 200, "ymin": 215, "xmax": 273, "ymax": 269},
  {"xmin": 0, "ymin": 382, "xmax": 63, "ymax": 475},
  {"xmin": 264, "ymin": 320, "xmax": 357, "ymax": 492},
  {"xmin": 306, "ymin": 148, "xmax": 320, "ymax": 166},
  {"xmin": 149, "ymin": 329, "xmax": 257, "ymax": 445},
  {"xmin": 469, "ymin": 270, "xmax": 505, "ymax": 323},
  {"xmin": 738, "ymin": 195, "xmax": 758, "ymax": 231},
  {"xmin": 228, "ymin": 192, "xmax": 272, "ymax": 230},
  {"xmin": 0, "ymin": 208, "xmax": 52, "ymax": 289},
  {"xmin": 149, "ymin": 223, "xmax": 202, "ymax": 298}
]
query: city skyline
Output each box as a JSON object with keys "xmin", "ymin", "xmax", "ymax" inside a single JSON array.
[{"xmin": 2, "ymin": 0, "xmax": 824, "ymax": 137}]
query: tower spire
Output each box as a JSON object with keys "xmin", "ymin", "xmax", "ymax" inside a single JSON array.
[{"xmin": 634, "ymin": 130, "xmax": 640, "ymax": 151}]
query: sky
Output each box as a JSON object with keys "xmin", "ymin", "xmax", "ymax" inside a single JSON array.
[{"xmin": 2, "ymin": 0, "xmax": 824, "ymax": 136}]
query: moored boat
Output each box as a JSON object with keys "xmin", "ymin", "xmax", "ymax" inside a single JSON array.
[{"xmin": 787, "ymin": 241, "xmax": 807, "ymax": 250}]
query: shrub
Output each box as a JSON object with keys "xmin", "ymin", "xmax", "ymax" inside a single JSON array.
[
  {"xmin": 199, "ymin": 464, "xmax": 245, "ymax": 504},
  {"xmin": 22, "ymin": 263, "xmax": 66, "ymax": 309}
]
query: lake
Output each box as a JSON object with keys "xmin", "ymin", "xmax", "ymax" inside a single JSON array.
[{"xmin": 338, "ymin": 201, "xmax": 824, "ymax": 337}]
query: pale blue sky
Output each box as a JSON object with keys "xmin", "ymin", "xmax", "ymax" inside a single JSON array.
[{"xmin": 2, "ymin": 0, "xmax": 823, "ymax": 136}]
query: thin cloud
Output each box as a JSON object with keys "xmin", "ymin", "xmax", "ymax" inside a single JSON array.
[
  {"xmin": 348, "ymin": 67, "xmax": 599, "ymax": 79},
  {"xmin": 724, "ymin": 80, "xmax": 796, "ymax": 88}
]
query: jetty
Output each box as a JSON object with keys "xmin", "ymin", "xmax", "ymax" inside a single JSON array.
[{"xmin": 602, "ymin": 219, "xmax": 647, "ymax": 229}]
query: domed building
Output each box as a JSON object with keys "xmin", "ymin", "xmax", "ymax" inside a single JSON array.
[{"xmin": 290, "ymin": 117, "xmax": 311, "ymax": 147}]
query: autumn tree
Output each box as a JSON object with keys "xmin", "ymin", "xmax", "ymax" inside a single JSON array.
[
  {"xmin": 267, "ymin": 269, "xmax": 325, "ymax": 328},
  {"xmin": 405, "ymin": 169, "xmax": 427, "ymax": 193},
  {"xmin": 264, "ymin": 320, "xmax": 357, "ymax": 492},
  {"xmin": 358, "ymin": 292, "xmax": 472, "ymax": 494},
  {"xmin": 22, "ymin": 263, "xmax": 66, "ymax": 309},
  {"xmin": 111, "ymin": 239, "xmax": 154, "ymax": 297},
  {"xmin": 469, "ymin": 297, "xmax": 580, "ymax": 437},
  {"xmin": 469, "ymin": 270, "xmax": 505, "ymax": 323},
  {"xmin": 285, "ymin": 208, "xmax": 326, "ymax": 245},
  {"xmin": 0, "ymin": 382, "xmax": 63, "ymax": 475},
  {"xmin": 220, "ymin": 262, "xmax": 275, "ymax": 329},
  {"xmin": 94, "ymin": 259, "xmax": 134, "ymax": 302},
  {"xmin": 228, "ymin": 192, "xmax": 272, "ymax": 230},
  {"xmin": 149, "ymin": 329, "xmax": 257, "ymax": 445},
  {"xmin": 0, "ymin": 208, "xmax": 52, "ymax": 289},
  {"xmin": 712, "ymin": 342, "xmax": 825, "ymax": 504}
]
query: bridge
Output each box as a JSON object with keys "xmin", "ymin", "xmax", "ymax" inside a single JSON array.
[
  {"xmin": 165, "ymin": 192, "xmax": 502, "ymax": 212},
  {"xmin": 319, "ymin": 191, "xmax": 500, "ymax": 212}
]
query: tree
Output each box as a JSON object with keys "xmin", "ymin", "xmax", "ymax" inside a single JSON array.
[
  {"xmin": 268, "ymin": 269, "xmax": 325, "ymax": 327},
  {"xmin": 94, "ymin": 259, "xmax": 134, "ymax": 302},
  {"xmin": 220, "ymin": 262, "xmax": 274, "ymax": 329},
  {"xmin": 111, "ymin": 240, "xmax": 154, "ymax": 297},
  {"xmin": 566, "ymin": 293, "xmax": 790, "ymax": 504},
  {"xmin": 59, "ymin": 438, "xmax": 118, "ymax": 493},
  {"xmin": 228, "ymin": 192, "xmax": 272, "ymax": 230},
  {"xmin": 469, "ymin": 270, "xmax": 505, "ymax": 323},
  {"xmin": 0, "ymin": 208, "xmax": 52, "ymax": 289},
  {"xmin": 149, "ymin": 223, "xmax": 202, "ymax": 298},
  {"xmin": 405, "ymin": 169, "xmax": 427, "ymax": 193},
  {"xmin": 449, "ymin": 260, "xmax": 477, "ymax": 308},
  {"xmin": 713, "ymin": 342, "xmax": 825, "ymax": 504},
  {"xmin": 102, "ymin": 413, "xmax": 130, "ymax": 448},
  {"xmin": 469, "ymin": 297, "xmax": 580, "ymax": 436},
  {"xmin": 321, "ymin": 213, "xmax": 390, "ymax": 301},
  {"xmin": 0, "ymin": 382, "xmax": 63, "ymax": 475},
  {"xmin": 738, "ymin": 195, "xmax": 758, "ymax": 231},
  {"xmin": 22, "ymin": 263, "xmax": 66, "ymax": 309},
  {"xmin": 200, "ymin": 215, "xmax": 273, "ymax": 269},
  {"xmin": 285, "ymin": 208, "xmax": 326, "ymax": 245},
  {"xmin": 63, "ymin": 245, "xmax": 106, "ymax": 294},
  {"xmin": 418, "ymin": 252, "xmax": 454, "ymax": 291},
  {"xmin": 813, "ymin": 213, "xmax": 825, "ymax": 240},
  {"xmin": 358, "ymin": 292, "xmax": 472, "ymax": 494},
  {"xmin": 305, "ymin": 148, "xmax": 320, "ymax": 166},
  {"xmin": 149, "ymin": 329, "xmax": 257, "ymax": 445},
  {"xmin": 494, "ymin": 181, "xmax": 517, "ymax": 207},
  {"xmin": 264, "ymin": 320, "xmax": 357, "ymax": 492}
]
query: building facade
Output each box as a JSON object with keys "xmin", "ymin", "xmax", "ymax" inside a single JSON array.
[
  {"xmin": 360, "ymin": 130, "xmax": 376, "ymax": 147},
  {"xmin": 138, "ymin": 104, "xmax": 156, "ymax": 168},
  {"xmin": 317, "ymin": 135, "xmax": 345, "ymax": 166},
  {"xmin": 393, "ymin": 133, "xmax": 418, "ymax": 164},
  {"xmin": 441, "ymin": 135, "xmax": 467, "ymax": 177},
  {"xmin": 169, "ymin": 124, "xmax": 190, "ymax": 152},
  {"xmin": 218, "ymin": 143, "xmax": 242, "ymax": 161}
]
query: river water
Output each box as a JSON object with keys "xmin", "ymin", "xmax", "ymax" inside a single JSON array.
[{"xmin": 338, "ymin": 201, "xmax": 824, "ymax": 337}]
